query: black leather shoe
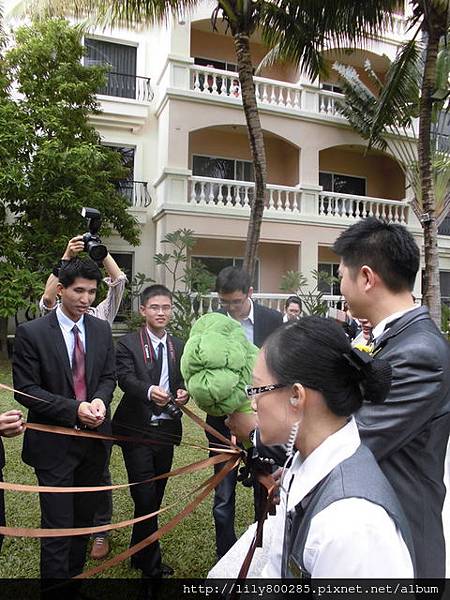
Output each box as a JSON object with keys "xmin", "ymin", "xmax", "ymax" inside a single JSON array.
[{"xmin": 161, "ymin": 563, "xmax": 174, "ymax": 577}]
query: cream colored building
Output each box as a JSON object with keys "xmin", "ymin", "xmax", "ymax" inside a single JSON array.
[{"xmin": 84, "ymin": 0, "xmax": 450, "ymax": 304}]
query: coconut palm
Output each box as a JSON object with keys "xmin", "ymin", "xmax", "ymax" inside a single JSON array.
[
  {"xmin": 16, "ymin": 0, "xmax": 402, "ymax": 278},
  {"xmin": 334, "ymin": 2, "xmax": 450, "ymax": 324}
]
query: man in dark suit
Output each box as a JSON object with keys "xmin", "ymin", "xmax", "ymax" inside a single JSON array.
[
  {"xmin": 208, "ymin": 266, "xmax": 282, "ymax": 559},
  {"xmin": 12, "ymin": 258, "xmax": 115, "ymax": 579},
  {"xmin": 333, "ymin": 217, "xmax": 450, "ymax": 578},
  {"xmin": 112, "ymin": 284, "xmax": 188, "ymax": 578}
]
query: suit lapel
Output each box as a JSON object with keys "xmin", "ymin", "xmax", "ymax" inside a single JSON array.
[
  {"xmin": 374, "ymin": 306, "xmax": 429, "ymax": 352},
  {"xmin": 49, "ymin": 310, "xmax": 74, "ymax": 390},
  {"xmin": 253, "ymin": 302, "xmax": 262, "ymax": 348}
]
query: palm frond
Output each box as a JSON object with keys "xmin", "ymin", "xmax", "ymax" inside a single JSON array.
[
  {"xmin": 259, "ymin": 0, "xmax": 400, "ymax": 80},
  {"xmin": 333, "ymin": 62, "xmax": 387, "ymax": 149},
  {"xmin": 15, "ymin": 0, "xmax": 200, "ymax": 28},
  {"xmin": 371, "ymin": 38, "xmax": 422, "ymax": 140}
]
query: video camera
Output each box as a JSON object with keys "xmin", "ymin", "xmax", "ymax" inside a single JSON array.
[{"xmin": 81, "ymin": 207, "xmax": 108, "ymax": 263}]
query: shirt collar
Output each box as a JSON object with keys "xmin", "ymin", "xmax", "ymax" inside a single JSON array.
[
  {"xmin": 286, "ymin": 417, "xmax": 360, "ymax": 511},
  {"xmin": 372, "ymin": 306, "xmax": 417, "ymax": 342},
  {"xmin": 226, "ymin": 297, "xmax": 254, "ymax": 325},
  {"xmin": 56, "ymin": 305, "xmax": 84, "ymax": 333},
  {"xmin": 147, "ymin": 328, "xmax": 167, "ymax": 349}
]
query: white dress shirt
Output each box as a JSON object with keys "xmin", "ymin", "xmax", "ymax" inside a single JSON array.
[
  {"xmin": 208, "ymin": 417, "xmax": 413, "ymax": 579},
  {"xmin": 55, "ymin": 306, "xmax": 85, "ymax": 367},
  {"xmin": 228, "ymin": 298, "xmax": 254, "ymax": 343},
  {"xmin": 146, "ymin": 330, "xmax": 172, "ymax": 421},
  {"xmin": 372, "ymin": 305, "xmax": 417, "ymax": 343}
]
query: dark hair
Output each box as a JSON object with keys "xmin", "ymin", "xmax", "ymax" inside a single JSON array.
[
  {"xmin": 140, "ymin": 284, "xmax": 172, "ymax": 306},
  {"xmin": 285, "ymin": 296, "xmax": 302, "ymax": 311},
  {"xmin": 333, "ymin": 217, "xmax": 419, "ymax": 292},
  {"xmin": 215, "ymin": 267, "xmax": 251, "ymax": 295},
  {"xmin": 264, "ymin": 316, "xmax": 391, "ymax": 417},
  {"xmin": 59, "ymin": 257, "xmax": 102, "ymax": 287}
]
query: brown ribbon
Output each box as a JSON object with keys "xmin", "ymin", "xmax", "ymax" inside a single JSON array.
[
  {"xmin": 0, "ymin": 382, "xmax": 263, "ymax": 579},
  {"xmin": 0, "ymin": 452, "xmax": 234, "ymax": 494},
  {"xmin": 75, "ymin": 456, "xmax": 241, "ymax": 579}
]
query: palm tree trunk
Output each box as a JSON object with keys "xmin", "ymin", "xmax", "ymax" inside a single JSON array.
[
  {"xmin": 234, "ymin": 33, "xmax": 267, "ymax": 279},
  {"xmin": 419, "ymin": 26, "xmax": 442, "ymax": 326}
]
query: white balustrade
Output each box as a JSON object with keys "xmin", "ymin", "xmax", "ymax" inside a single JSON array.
[
  {"xmin": 318, "ymin": 90, "xmax": 344, "ymax": 117},
  {"xmin": 189, "ymin": 175, "xmax": 302, "ymax": 214},
  {"xmin": 190, "ymin": 65, "xmax": 302, "ymax": 111},
  {"xmin": 193, "ymin": 293, "xmax": 344, "ymax": 316},
  {"xmin": 318, "ymin": 191, "xmax": 409, "ymax": 223}
]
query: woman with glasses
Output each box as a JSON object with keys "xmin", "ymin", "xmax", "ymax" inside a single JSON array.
[{"xmin": 210, "ymin": 316, "xmax": 415, "ymax": 578}]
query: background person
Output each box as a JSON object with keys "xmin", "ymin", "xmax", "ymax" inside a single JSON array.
[
  {"xmin": 40, "ymin": 235, "xmax": 127, "ymax": 560},
  {"xmin": 283, "ymin": 296, "xmax": 302, "ymax": 322},
  {"xmin": 333, "ymin": 217, "xmax": 450, "ymax": 578},
  {"xmin": 40, "ymin": 235, "xmax": 127, "ymax": 325},
  {"xmin": 210, "ymin": 317, "xmax": 414, "ymax": 578},
  {"xmin": 112, "ymin": 285, "xmax": 188, "ymax": 579},
  {"xmin": 12, "ymin": 258, "xmax": 116, "ymax": 579}
]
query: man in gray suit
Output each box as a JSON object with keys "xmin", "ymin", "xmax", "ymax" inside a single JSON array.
[{"xmin": 334, "ymin": 217, "xmax": 450, "ymax": 578}]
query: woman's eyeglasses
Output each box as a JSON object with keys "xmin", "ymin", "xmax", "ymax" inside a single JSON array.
[{"xmin": 245, "ymin": 383, "xmax": 287, "ymax": 397}]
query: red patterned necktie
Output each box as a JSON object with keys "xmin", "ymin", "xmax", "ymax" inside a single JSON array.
[{"xmin": 72, "ymin": 324, "xmax": 87, "ymax": 402}]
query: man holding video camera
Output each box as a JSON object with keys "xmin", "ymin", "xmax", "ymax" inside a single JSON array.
[
  {"xmin": 39, "ymin": 208, "xmax": 128, "ymax": 561},
  {"xmin": 40, "ymin": 218, "xmax": 127, "ymax": 326},
  {"xmin": 112, "ymin": 284, "xmax": 188, "ymax": 578}
]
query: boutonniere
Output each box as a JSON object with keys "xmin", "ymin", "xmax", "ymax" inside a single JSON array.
[{"xmin": 353, "ymin": 342, "xmax": 375, "ymax": 355}]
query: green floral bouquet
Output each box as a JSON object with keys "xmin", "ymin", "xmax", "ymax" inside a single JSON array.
[{"xmin": 181, "ymin": 313, "xmax": 257, "ymax": 416}]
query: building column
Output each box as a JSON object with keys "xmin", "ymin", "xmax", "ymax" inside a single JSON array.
[{"xmin": 298, "ymin": 240, "xmax": 318, "ymax": 290}]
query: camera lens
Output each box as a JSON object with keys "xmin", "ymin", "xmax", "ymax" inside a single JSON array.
[
  {"xmin": 88, "ymin": 242, "xmax": 108, "ymax": 262},
  {"xmin": 165, "ymin": 400, "xmax": 183, "ymax": 420}
]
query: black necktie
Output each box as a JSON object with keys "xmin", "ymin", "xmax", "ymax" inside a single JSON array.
[{"xmin": 155, "ymin": 342, "xmax": 164, "ymax": 384}]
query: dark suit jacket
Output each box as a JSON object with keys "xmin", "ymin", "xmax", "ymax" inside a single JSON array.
[
  {"xmin": 112, "ymin": 330, "xmax": 184, "ymax": 440},
  {"xmin": 12, "ymin": 310, "xmax": 116, "ymax": 470},
  {"xmin": 356, "ymin": 306, "xmax": 450, "ymax": 578},
  {"xmin": 218, "ymin": 301, "xmax": 283, "ymax": 349}
]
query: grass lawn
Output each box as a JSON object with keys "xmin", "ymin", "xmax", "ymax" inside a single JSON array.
[{"xmin": 0, "ymin": 359, "xmax": 253, "ymax": 578}]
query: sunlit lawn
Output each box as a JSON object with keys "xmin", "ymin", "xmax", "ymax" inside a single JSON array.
[{"xmin": 0, "ymin": 359, "xmax": 253, "ymax": 579}]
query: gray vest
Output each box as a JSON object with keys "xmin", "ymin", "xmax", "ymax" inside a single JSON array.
[{"xmin": 281, "ymin": 444, "xmax": 416, "ymax": 578}]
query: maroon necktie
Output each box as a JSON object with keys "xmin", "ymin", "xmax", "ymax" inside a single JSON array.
[{"xmin": 72, "ymin": 325, "xmax": 87, "ymax": 402}]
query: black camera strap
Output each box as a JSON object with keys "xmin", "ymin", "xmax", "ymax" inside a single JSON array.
[{"xmin": 139, "ymin": 326, "xmax": 176, "ymax": 376}]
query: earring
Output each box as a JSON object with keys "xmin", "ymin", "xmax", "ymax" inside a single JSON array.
[{"xmin": 289, "ymin": 397, "xmax": 298, "ymax": 407}]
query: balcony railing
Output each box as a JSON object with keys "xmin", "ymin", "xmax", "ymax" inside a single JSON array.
[
  {"xmin": 179, "ymin": 174, "xmax": 410, "ymax": 224},
  {"xmin": 194, "ymin": 293, "xmax": 344, "ymax": 316},
  {"xmin": 189, "ymin": 176, "xmax": 302, "ymax": 213},
  {"xmin": 191, "ymin": 65, "xmax": 302, "ymax": 111},
  {"xmin": 98, "ymin": 71, "xmax": 154, "ymax": 102},
  {"xmin": 319, "ymin": 191, "xmax": 408, "ymax": 223},
  {"xmin": 118, "ymin": 180, "xmax": 151, "ymax": 208}
]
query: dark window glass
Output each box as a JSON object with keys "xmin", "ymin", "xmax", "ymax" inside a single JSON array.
[
  {"xmin": 192, "ymin": 156, "xmax": 234, "ymax": 180},
  {"xmin": 192, "ymin": 256, "xmax": 260, "ymax": 291},
  {"xmin": 438, "ymin": 215, "xmax": 450, "ymax": 236},
  {"xmin": 317, "ymin": 263, "xmax": 341, "ymax": 296},
  {"xmin": 104, "ymin": 145, "xmax": 135, "ymax": 203},
  {"xmin": 319, "ymin": 172, "xmax": 366, "ymax": 196},
  {"xmin": 440, "ymin": 271, "xmax": 450, "ymax": 302},
  {"xmin": 85, "ymin": 38, "xmax": 137, "ymax": 99},
  {"xmin": 319, "ymin": 172, "xmax": 333, "ymax": 191}
]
